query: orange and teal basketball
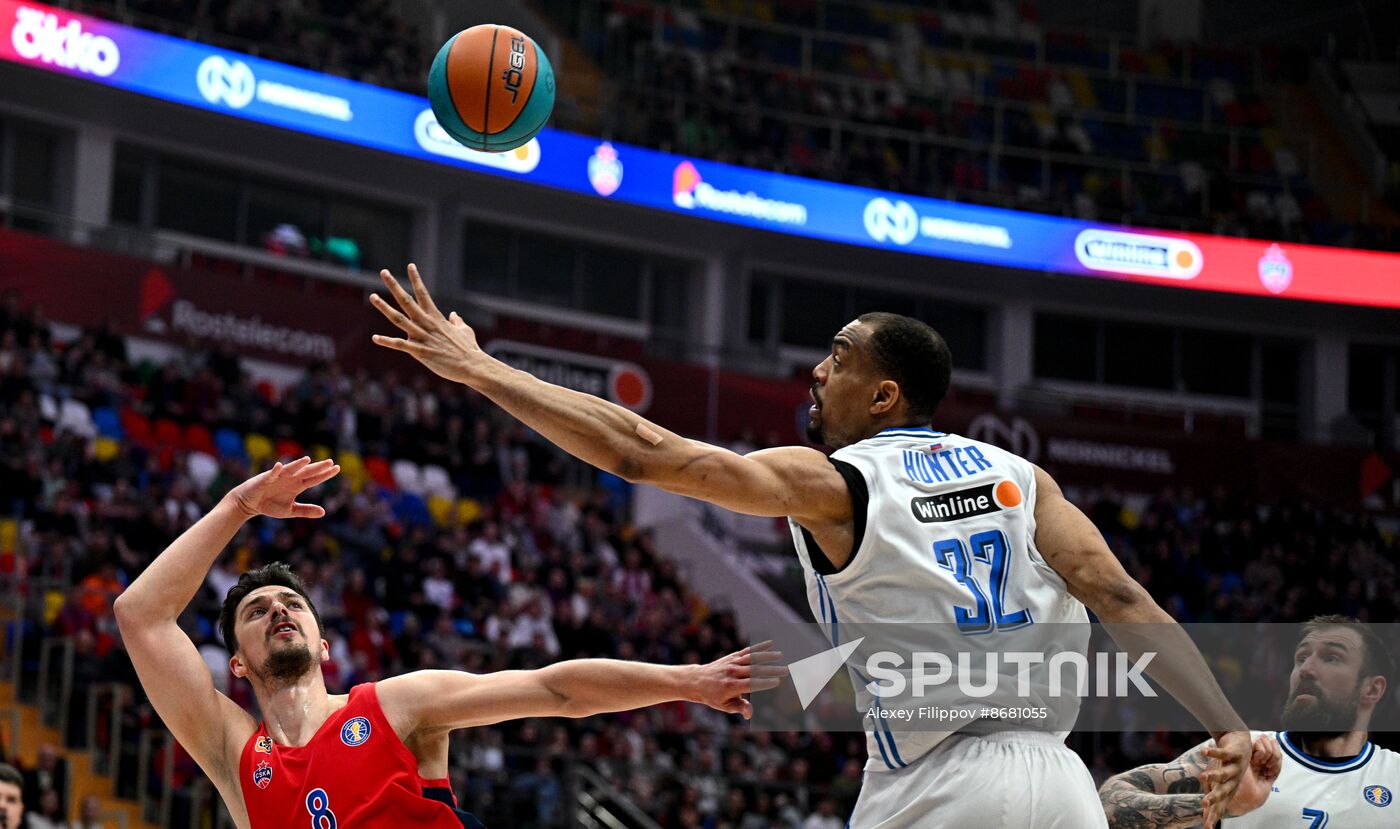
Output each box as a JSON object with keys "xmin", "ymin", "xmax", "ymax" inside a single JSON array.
[{"xmin": 428, "ymin": 24, "xmax": 556, "ymax": 153}]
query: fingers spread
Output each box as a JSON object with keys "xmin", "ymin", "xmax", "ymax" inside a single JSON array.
[
  {"xmin": 379, "ymin": 269, "xmax": 427, "ymax": 323},
  {"xmin": 373, "ymin": 335, "xmax": 433, "ymax": 357},
  {"xmin": 370, "ymin": 293, "xmax": 430, "ymax": 340},
  {"xmin": 407, "ymin": 263, "xmax": 443, "ymax": 320}
]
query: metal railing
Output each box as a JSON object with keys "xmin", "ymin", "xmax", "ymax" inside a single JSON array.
[
  {"xmin": 37, "ymin": 636, "xmax": 74, "ymax": 738},
  {"xmin": 572, "ymin": 764, "xmax": 662, "ymax": 829},
  {"xmin": 136, "ymin": 728, "xmax": 174, "ymax": 829},
  {"xmin": 610, "ymin": 84, "xmax": 1301, "ymax": 223}
]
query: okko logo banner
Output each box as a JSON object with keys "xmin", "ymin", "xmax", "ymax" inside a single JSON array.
[{"xmin": 9, "ymin": 3, "xmax": 119, "ymax": 76}]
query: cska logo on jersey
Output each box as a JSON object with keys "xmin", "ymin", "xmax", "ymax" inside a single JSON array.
[
  {"xmin": 254, "ymin": 736, "xmax": 274, "ymax": 754},
  {"xmin": 341, "ymin": 717, "xmax": 372, "ymax": 746},
  {"xmin": 253, "ymin": 760, "xmax": 273, "ymax": 790},
  {"xmin": 1364, "ymin": 785, "xmax": 1392, "ymax": 807}
]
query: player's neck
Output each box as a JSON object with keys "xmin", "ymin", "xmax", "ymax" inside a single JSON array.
[
  {"xmin": 1292, "ymin": 730, "xmax": 1368, "ymax": 759},
  {"xmin": 255, "ymin": 673, "xmax": 337, "ymax": 747}
]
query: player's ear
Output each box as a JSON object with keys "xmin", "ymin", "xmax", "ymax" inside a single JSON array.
[
  {"xmin": 1360, "ymin": 674, "xmax": 1387, "ymax": 706},
  {"xmin": 320, "ymin": 639, "xmax": 330, "ymax": 663},
  {"xmin": 870, "ymin": 379, "xmax": 900, "ymax": 415},
  {"xmin": 229, "ymin": 654, "xmax": 246, "ymax": 679}
]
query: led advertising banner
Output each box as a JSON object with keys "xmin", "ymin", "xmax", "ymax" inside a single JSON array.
[{"xmin": 3, "ymin": 0, "xmax": 1399, "ymax": 308}]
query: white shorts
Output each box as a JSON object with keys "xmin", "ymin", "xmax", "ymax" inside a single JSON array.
[{"xmin": 848, "ymin": 731, "xmax": 1107, "ymax": 829}]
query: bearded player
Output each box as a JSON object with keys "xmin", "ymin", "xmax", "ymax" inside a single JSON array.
[
  {"xmin": 1102, "ymin": 615, "xmax": 1397, "ymax": 827},
  {"xmin": 370, "ymin": 264, "xmax": 1257, "ymax": 827},
  {"xmin": 114, "ymin": 457, "xmax": 785, "ymax": 829}
]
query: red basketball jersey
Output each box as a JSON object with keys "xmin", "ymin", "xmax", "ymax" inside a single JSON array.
[{"xmin": 239, "ymin": 683, "xmax": 483, "ymax": 828}]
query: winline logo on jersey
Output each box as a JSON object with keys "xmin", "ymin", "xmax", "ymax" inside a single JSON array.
[{"xmin": 748, "ymin": 622, "xmax": 1400, "ymax": 735}]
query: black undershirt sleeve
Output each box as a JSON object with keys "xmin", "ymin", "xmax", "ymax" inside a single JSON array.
[{"xmin": 802, "ymin": 457, "xmax": 869, "ymax": 576}]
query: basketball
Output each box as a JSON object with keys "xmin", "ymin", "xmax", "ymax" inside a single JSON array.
[{"xmin": 427, "ymin": 24, "xmax": 555, "ymax": 153}]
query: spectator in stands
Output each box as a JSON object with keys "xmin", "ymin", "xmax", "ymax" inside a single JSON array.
[
  {"xmin": 24, "ymin": 790, "xmax": 63, "ymax": 829},
  {"xmin": 0, "ymin": 763, "xmax": 24, "ymax": 829},
  {"xmin": 65, "ymin": 796, "xmax": 103, "ymax": 829},
  {"xmin": 21, "ymin": 745, "xmax": 67, "ymax": 825}
]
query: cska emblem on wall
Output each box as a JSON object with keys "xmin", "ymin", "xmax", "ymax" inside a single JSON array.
[{"xmin": 253, "ymin": 760, "xmax": 273, "ymax": 790}]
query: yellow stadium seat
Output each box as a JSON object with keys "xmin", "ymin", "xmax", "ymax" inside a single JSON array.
[
  {"xmin": 455, "ymin": 498, "xmax": 482, "ymax": 527},
  {"xmin": 1068, "ymin": 70, "xmax": 1097, "ymax": 109},
  {"xmin": 245, "ymin": 433, "xmax": 275, "ymax": 468},
  {"xmin": 427, "ymin": 495, "xmax": 454, "ymax": 527},
  {"xmin": 44, "ymin": 590, "xmax": 65, "ymax": 625},
  {"xmin": 94, "ymin": 436, "xmax": 120, "ymax": 462},
  {"xmin": 309, "ymin": 444, "xmax": 334, "ymax": 462},
  {"xmin": 0, "ymin": 518, "xmax": 16, "ymax": 552},
  {"xmin": 336, "ymin": 450, "xmax": 368, "ymax": 494}
]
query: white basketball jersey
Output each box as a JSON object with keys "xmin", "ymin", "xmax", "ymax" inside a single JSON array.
[
  {"xmin": 1226, "ymin": 732, "xmax": 1398, "ymax": 827},
  {"xmin": 789, "ymin": 427, "xmax": 1088, "ymax": 772}
]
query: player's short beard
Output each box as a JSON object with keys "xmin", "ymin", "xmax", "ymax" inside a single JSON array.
[
  {"xmin": 250, "ymin": 641, "xmax": 316, "ymax": 689},
  {"xmin": 1281, "ymin": 682, "xmax": 1359, "ymax": 739}
]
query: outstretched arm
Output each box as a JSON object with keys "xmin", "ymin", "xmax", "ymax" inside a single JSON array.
[
  {"xmin": 1099, "ymin": 735, "xmax": 1281, "ymax": 828},
  {"xmin": 369, "ymin": 266, "xmax": 849, "ymax": 525},
  {"xmin": 378, "ymin": 642, "xmax": 787, "ymax": 735},
  {"xmin": 113, "ymin": 459, "xmax": 339, "ymax": 782},
  {"xmin": 1031, "ymin": 465, "xmax": 1253, "ymax": 825}
]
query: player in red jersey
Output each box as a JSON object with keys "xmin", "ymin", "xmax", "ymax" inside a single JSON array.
[{"xmin": 114, "ymin": 458, "xmax": 786, "ymax": 829}]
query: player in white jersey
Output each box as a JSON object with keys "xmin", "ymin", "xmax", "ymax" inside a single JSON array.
[
  {"xmin": 369, "ymin": 268, "xmax": 1256, "ymax": 827},
  {"xmin": 1101, "ymin": 615, "xmax": 1396, "ymax": 827}
]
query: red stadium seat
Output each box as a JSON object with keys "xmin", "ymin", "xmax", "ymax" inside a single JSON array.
[
  {"xmin": 364, "ymin": 456, "xmax": 396, "ymax": 491},
  {"xmin": 275, "ymin": 438, "xmax": 306, "ymax": 460},
  {"xmin": 121, "ymin": 409, "xmax": 153, "ymax": 448},
  {"xmin": 185, "ymin": 424, "xmax": 217, "ymax": 455},
  {"xmin": 154, "ymin": 418, "xmax": 183, "ymax": 448}
]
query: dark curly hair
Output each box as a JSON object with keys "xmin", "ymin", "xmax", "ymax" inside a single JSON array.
[
  {"xmin": 218, "ymin": 562, "xmax": 324, "ymax": 655},
  {"xmin": 857, "ymin": 312, "xmax": 952, "ymax": 424}
]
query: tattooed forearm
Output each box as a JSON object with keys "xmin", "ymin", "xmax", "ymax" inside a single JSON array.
[
  {"xmin": 1099, "ymin": 747, "xmax": 1211, "ymax": 829},
  {"xmin": 1100, "ymin": 784, "xmax": 1205, "ymax": 829}
]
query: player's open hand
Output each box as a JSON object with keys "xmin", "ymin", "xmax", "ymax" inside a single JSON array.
[
  {"xmin": 371, "ymin": 264, "xmax": 485, "ymax": 385},
  {"xmin": 228, "ymin": 457, "xmax": 340, "ymax": 520},
  {"xmin": 690, "ymin": 641, "xmax": 789, "ymax": 720},
  {"xmin": 1200, "ymin": 728, "xmax": 1251, "ymax": 826},
  {"xmin": 1224, "ymin": 733, "xmax": 1282, "ymax": 817}
]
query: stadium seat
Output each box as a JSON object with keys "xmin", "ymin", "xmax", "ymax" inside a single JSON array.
[
  {"xmin": 364, "ymin": 457, "xmax": 396, "ymax": 491},
  {"xmin": 214, "ymin": 428, "xmax": 249, "ymax": 461},
  {"xmin": 0, "ymin": 518, "xmax": 16, "ymax": 553},
  {"xmin": 154, "ymin": 418, "xmax": 183, "ymax": 447},
  {"xmin": 245, "ymin": 433, "xmax": 275, "ymax": 468},
  {"xmin": 92, "ymin": 406, "xmax": 122, "ymax": 439},
  {"xmin": 58, "ymin": 398, "xmax": 97, "ymax": 440},
  {"xmin": 391, "ymin": 459, "xmax": 425, "ymax": 495},
  {"xmin": 421, "ymin": 464, "xmax": 455, "ymax": 500},
  {"xmin": 94, "ymin": 437, "xmax": 121, "ymax": 462},
  {"xmin": 426, "ymin": 495, "xmax": 454, "ymax": 527},
  {"xmin": 185, "ymin": 424, "xmax": 217, "ymax": 455},
  {"xmin": 455, "ymin": 498, "xmax": 482, "ymax": 526},
  {"xmin": 335, "ymin": 450, "xmax": 368, "ymax": 494},
  {"xmin": 121, "ymin": 409, "xmax": 153, "ymax": 448},
  {"xmin": 393, "ymin": 492, "xmax": 432, "ymax": 527},
  {"xmin": 187, "ymin": 451, "xmax": 220, "ymax": 490},
  {"xmin": 275, "ymin": 438, "xmax": 306, "ymax": 460},
  {"xmin": 309, "ymin": 444, "xmax": 334, "ymax": 462}
]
